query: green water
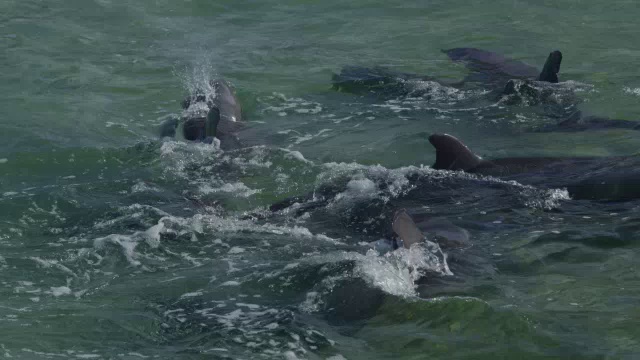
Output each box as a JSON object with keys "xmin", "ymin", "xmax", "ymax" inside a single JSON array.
[{"xmin": 2, "ymin": 0, "xmax": 640, "ymax": 359}]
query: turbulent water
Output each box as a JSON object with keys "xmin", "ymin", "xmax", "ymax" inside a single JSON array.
[{"xmin": 3, "ymin": 1, "xmax": 640, "ymax": 359}]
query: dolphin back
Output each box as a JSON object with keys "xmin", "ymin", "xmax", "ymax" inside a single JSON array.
[{"xmin": 444, "ymin": 47, "xmax": 540, "ymax": 85}]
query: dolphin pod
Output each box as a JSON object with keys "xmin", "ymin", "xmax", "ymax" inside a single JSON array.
[{"xmin": 162, "ymin": 48, "xmax": 639, "ymax": 266}]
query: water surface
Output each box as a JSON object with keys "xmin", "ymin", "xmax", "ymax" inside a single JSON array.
[{"xmin": 2, "ymin": 1, "xmax": 640, "ymax": 359}]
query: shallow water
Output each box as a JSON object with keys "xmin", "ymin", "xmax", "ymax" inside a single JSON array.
[{"xmin": 2, "ymin": 1, "xmax": 640, "ymax": 359}]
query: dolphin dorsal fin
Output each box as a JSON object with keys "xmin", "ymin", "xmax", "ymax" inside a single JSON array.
[
  {"xmin": 538, "ymin": 50, "xmax": 562, "ymax": 83},
  {"xmin": 428, "ymin": 133, "xmax": 482, "ymax": 171},
  {"xmin": 392, "ymin": 209, "xmax": 424, "ymax": 249}
]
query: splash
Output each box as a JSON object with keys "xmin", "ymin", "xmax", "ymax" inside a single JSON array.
[{"xmin": 623, "ymin": 87, "xmax": 640, "ymax": 96}]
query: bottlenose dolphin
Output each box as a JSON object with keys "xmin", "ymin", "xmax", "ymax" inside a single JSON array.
[
  {"xmin": 538, "ymin": 110, "xmax": 640, "ymax": 132},
  {"xmin": 444, "ymin": 48, "xmax": 562, "ymax": 85},
  {"xmin": 333, "ymin": 48, "xmax": 640, "ymax": 132},
  {"xmin": 373, "ymin": 213, "xmax": 470, "ymax": 255},
  {"xmin": 332, "ymin": 49, "xmax": 561, "ymax": 98},
  {"xmin": 429, "ymin": 133, "xmax": 640, "ymax": 200},
  {"xmin": 181, "ymin": 78, "xmax": 243, "ymax": 123},
  {"xmin": 392, "ymin": 209, "xmax": 426, "ymax": 249},
  {"xmin": 445, "ymin": 49, "xmax": 640, "ymax": 132},
  {"xmin": 331, "ymin": 66, "xmax": 451, "ymax": 97},
  {"xmin": 160, "ymin": 79, "xmax": 247, "ymax": 149},
  {"xmin": 389, "ymin": 209, "xmax": 470, "ymax": 250}
]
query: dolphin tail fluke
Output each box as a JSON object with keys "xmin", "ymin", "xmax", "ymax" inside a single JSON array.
[
  {"xmin": 428, "ymin": 134, "xmax": 482, "ymax": 171},
  {"xmin": 538, "ymin": 50, "xmax": 562, "ymax": 83},
  {"xmin": 392, "ymin": 209, "xmax": 424, "ymax": 249}
]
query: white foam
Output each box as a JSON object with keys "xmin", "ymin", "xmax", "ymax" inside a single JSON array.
[
  {"xmin": 180, "ymin": 291, "xmax": 203, "ymax": 298},
  {"xmin": 326, "ymin": 355, "xmax": 347, "ymax": 360},
  {"xmin": 284, "ymin": 351, "xmax": 302, "ymax": 360},
  {"xmin": 50, "ymin": 286, "xmax": 72, "ymax": 297},
  {"xmin": 228, "ymin": 247, "xmax": 245, "ymax": 254},
  {"xmin": 281, "ymin": 149, "xmax": 313, "ymax": 164},
  {"xmin": 75, "ymin": 354, "xmax": 101, "ymax": 359},
  {"xmin": 296, "ymin": 242, "xmax": 450, "ymax": 300},
  {"xmin": 144, "ymin": 222, "xmax": 164, "ymax": 248},
  {"xmin": 93, "ymin": 234, "xmax": 141, "ymax": 267},
  {"xmin": 365, "ymin": 242, "xmax": 451, "ymax": 297},
  {"xmin": 623, "ymin": 87, "xmax": 640, "ymax": 96},
  {"xmin": 126, "ymin": 353, "xmax": 149, "ymax": 358},
  {"xmin": 291, "ymin": 129, "xmax": 332, "ymax": 145},
  {"xmin": 131, "ymin": 181, "xmax": 159, "ymax": 193},
  {"xmin": 236, "ymin": 303, "xmax": 260, "ymax": 310},
  {"xmin": 30, "ymin": 257, "xmax": 77, "ymax": 277},
  {"xmin": 199, "ymin": 182, "xmax": 261, "ymax": 198},
  {"xmin": 299, "ymin": 291, "xmax": 322, "ymax": 313},
  {"xmin": 261, "ymin": 93, "xmax": 323, "ymax": 116}
]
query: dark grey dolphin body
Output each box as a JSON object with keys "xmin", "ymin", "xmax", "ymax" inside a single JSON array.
[
  {"xmin": 331, "ymin": 66, "xmax": 450, "ymax": 98},
  {"xmin": 391, "ymin": 209, "xmax": 470, "ymax": 249},
  {"xmin": 429, "ymin": 133, "xmax": 640, "ymax": 201},
  {"xmin": 539, "ymin": 110, "xmax": 640, "ymax": 132},
  {"xmin": 160, "ymin": 79, "xmax": 246, "ymax": 150},
  {"xmin": 446, "ymin": 48, "xmax": 640, "ymax": 132},
  {"xmin": 444, "ymin": 48, "xmax": 562, "ymax": 85},
  {"xmin": 335, "ymin": 48, "xmax": 640, "ymax": 132},
  {"xmin": 332, "ymin": 49, "xmax": 561, "ymax": 97}
]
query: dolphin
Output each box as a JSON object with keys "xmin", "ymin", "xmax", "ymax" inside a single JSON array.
[
  {"xmin": 445, "ymin": 49, "xmax": 640, "ymax": 132},
  {"xmin": 333, "ymin": 49, "xmax": 640, "ymax": 132},
  {"xmin": 389, "ymin": 209, "xmax": 470, "ymax": 249},
  {"xmin": 429, "ymin": 133, "xmax": 640, "ymax": 201},
  {"xmin": 160, "ymin": 79, "xmax": 247, "ymax": 149},
  {"xmin": 372, "ymin": 211, "xmax": 470, "ymax": 254},
  {"xmin": 538, "ymin": 110, "xmax": 640, "ymax": 132},
  {"xmin": 331, "ymin": 66, "xmax": 453, "ymax": 97},
  {"xmin": 392, "ymin": 209, "xmax": 425, "ymax": 249},
  {"xmin": 332, "ymin": 49, "xmax": 562, "ymax": 97},
  {"xmin": 444, "ymin": 48, "xmax": 562, "ymax": 85}
]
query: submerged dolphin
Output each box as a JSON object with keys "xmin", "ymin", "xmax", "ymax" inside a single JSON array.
[
  {"xmin": 160, "ymin": 79, "xmax": 247, "ymax": 150},
  {"xmin": 429, "ymin": 133, "xmax": 640, "ymax": 201}
]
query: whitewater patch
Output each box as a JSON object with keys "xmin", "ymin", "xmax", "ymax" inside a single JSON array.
[
  {"xmin": 623, "ymin": 87, "xmax": 640, "ymax": 96},
  {"xmin": 260, "ymin": 93, "xmax": 323, "ymax": 117},
  {"xmin": 199, "ymin": 182, "xmax": 261, "ymax": 198}
]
